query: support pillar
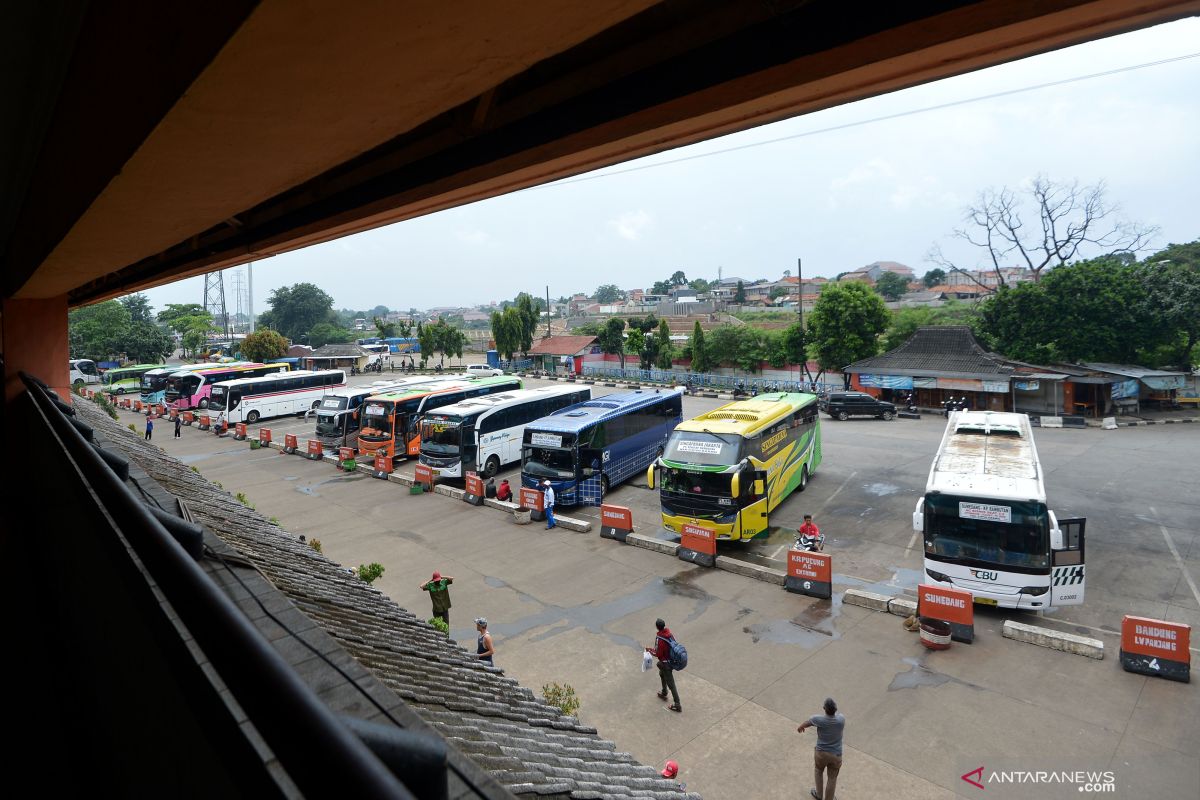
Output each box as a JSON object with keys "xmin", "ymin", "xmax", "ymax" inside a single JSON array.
[{"xmin": 3, "ymin": 296, "xmax": 69, "ymax": 403}]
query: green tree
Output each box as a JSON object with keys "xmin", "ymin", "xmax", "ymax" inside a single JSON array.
[
  {"xmin": 881, "ymin": 301, "xmax": 980, "ymax": 352},
  {"xmin": 68, "ymin": 301, "xmax": 131, "ymax": 360},
  {"xmin": 426, "ymin": 320, "xmax": 466, "ymax": 366},
  {"xmin": 650, "ymin": 280, "xmax": 672, "ymax": 295},
  {"xmin": 490, "ymin": 310, "xmax": 517, "ymax": 362},
  {"xmin": 181, "ymin": 326, "xmax": 211, "ymax": 358},
  {"xmin": 112, "ymin": 321, "xmax": 174, "ymax": 363},
  {"xmin": 707, "ymin": 326, "xmax": 768, "ymax": 372},
  {"xmin": 670, "ymin": 270, "xmax": 688, "ymax": 287},
  {"xmin": 807, "ymin": 282, "xmax": 890, "ymax": 371},
  {"xmin": 308, "ymin": 322, "xmax": 355, "ymax": 348},
  {"xmin": 416, "ymin": 321, "xmax": 432, "ymax": 367},
  {"xmin": 1140, "ymin": 241, "xmax": 1200, "ymax": 367},
  {"xmin": 257, "ymin": 283, "xmax": 337, "ymax": 342},
  {"xmin": 873, "ymin": 271, "xmax": 909, "ymax": 301},
  {"xmin": 240, "ymin": 329, "xmax": 289, "ymax": 363},
  {"xmin": 374, "ymin": 316, "xmax": 398, "ymax": 338},
  {"xmin": 118, "ymin": 293, "xmax": 155, "ymax": 324},
  {"xmin": 654, "ymin": 320, "xmax": 674, "ymax": 369},
  {"xmin": 626, "ymin": 328, "xmax": 646, "ymax": 368},
  {"xmin": 396, "ymin": 318, "xmax": 414, "ymax": 339},
  {"xmin": 779, "ymin": 321, "xmax": 808, "ymax": 367},
  {"xmin": 597, "ymin": 317, "xmax": 627, "ymax": 369},
  {"xmin": 769, "ymin": 286, "xmax": 788, "ymax": 301},
  {"xmin": 595, "ymin": 284, "xmax": 622, "ymax": 303},
  {"xmin": 157, "ymin": 303, "xmax": 206, "ymax": 330},
  {"xmin": 689, "ymin": 321, "xmax": 709, "ymax": 373},
  {"xmin": 689, "ymin": 278, "xmax": 711, "ymax": 293},
  {"xmin": 733, "ymin": 280, "xmax": 746, "ymax": 303},
  {"xmin": 515, "ymin": 293, "xmax": 539, "ymax": 354},
  {"xmin": 922, "ymin": 268, "xmax": 946, "ymax": 288}
]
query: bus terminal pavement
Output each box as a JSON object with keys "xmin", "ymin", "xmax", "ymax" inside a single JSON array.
[{"xmin": 113, "ymin": 379, "xmax": 1199, "ymax": 799}]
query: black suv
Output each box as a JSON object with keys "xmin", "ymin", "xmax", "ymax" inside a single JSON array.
[{"xmin": 819, "ymin": 391, "xmax": 896, "ymax": 421}]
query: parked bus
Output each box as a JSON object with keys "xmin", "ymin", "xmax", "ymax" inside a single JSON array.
[
  {"xmin": 140, "ymin": 362, "xmax": 246, "ymax": 405},
  {"xmin": 69, "ymin": 358, "xmax": 101, "ymax": 387},
  {"xmin": 313, "ymin": 376, "xmax": 462, "ymax": 451},
  {"xmin": 647, "ymin": 393, "xmax": 820, "ymax": 542},
  {"xmin": 358, "ymin": 376, "xmax": 522, "ymax": 461},
  {"xmin": 521, "ymin": 389, "xmax": 683, "ymax": 506},
  {"xmin": 913, "ymin": 410, "xmax": 1086, "ymax": 609},
  {"xmin": 209, "ymin": 370, "xmax": 347, "ymax": 424},
  {"xmin": 165, "ymin": 362, "xmax": 289, "ymax": 410},
  {"xmin": 420, "ymin": 386, "xmax": 592, "ymax": 479},
  {"xmin": 101, "ymin": 363, "xmax": 165, "ymax": 395}
]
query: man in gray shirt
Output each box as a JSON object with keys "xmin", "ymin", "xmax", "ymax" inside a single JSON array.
[{"xmin": 797, "ymin": 697, "xmax": 845, "ymax": 800}]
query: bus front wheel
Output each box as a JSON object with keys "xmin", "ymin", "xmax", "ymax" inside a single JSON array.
[
  {"xmin": 484, "ymin": 455, "xmax": 500, "ymax": 478},
  {"xmin": 198, "ymin": 398, "xmax": 209, "ymax": 409}
]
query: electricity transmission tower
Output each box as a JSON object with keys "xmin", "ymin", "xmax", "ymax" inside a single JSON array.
[{"xmin": 203, "ymin": 271, "xmax": 230, "ymax": 340}]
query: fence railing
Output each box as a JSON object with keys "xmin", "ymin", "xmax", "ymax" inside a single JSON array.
[{"xmin": 580, "ymin": 365, "xmax": 840, "ymax": 394}]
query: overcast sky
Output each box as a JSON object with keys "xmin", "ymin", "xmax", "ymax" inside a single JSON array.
[{"xmin": 142, "ymin": 18, "xmax": 1199, "ymax": 315}]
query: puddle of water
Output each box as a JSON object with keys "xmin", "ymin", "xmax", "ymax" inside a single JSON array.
[
  {"xmin": 294, "ymin": 473, "xmax": 367, "ymax": 496},
  {"xmin": 888, "ymin": 656, "xmax": 985, "ymax": 692},
  {"xmin": 864, "ymin": 482, "xmax": 900, "ymax": 496},
  {"xmin": 742, "ymin": 620, "xmax": 832, "ymax": 648},
  {"xmin": 835, "ymin": 566, "xmax": 922, "ymax": 597}
]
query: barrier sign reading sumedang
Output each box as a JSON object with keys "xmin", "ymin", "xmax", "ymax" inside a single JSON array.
[
  {"xmin": 786, "ymin": 550, "xmax": 831, "ymax": 599},
  {"xmin": 679, "ymin": 522, "xmax": 716, "ymax": 567},
  {"xmin": 1120, "ymin": 615, "xmax": 1190, "ymax": 682},
  {"xmin": 599, "ymin": 504, "xmax": 632, "ymax": 542},
  {"xmin": 918, "ymin": 583, "xmax": 975, "ymax": 643}
]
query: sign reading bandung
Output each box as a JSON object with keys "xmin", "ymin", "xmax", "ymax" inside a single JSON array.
[
  {"xmin": 530, "ymin": 432, "xmax": 563, "ymax": 447},
  {"xmin": 960, "ymin": 501, "xmax": 1012, "ymax": 524},
  {"xmin": 677, "ymin": 440, "xmax": 722, "ymax": 454}
]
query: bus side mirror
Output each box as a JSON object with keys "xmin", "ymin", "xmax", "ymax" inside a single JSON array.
[
  {"xmin": 730, "ymin": 473, "xmax": 740, "ymax": 497},
  {"xmin": 1050, "ymin": 528, "xmax": 1064, "ymax": 550},
  {"xmin": 912, "ymin": 498, "xmax": 924, "ymax": 532},
  {"xmin": 754, "ymin": 479, "xmax": 765, "ymax": 495},
  {"xmin": 646, "ymin": 464, "xmax": 655, "ymax": 490}
]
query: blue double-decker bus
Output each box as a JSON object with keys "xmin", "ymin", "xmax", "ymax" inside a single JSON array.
[{"xmin": 521, "ymin": 388, "xmax": 684, "ymax": 506}]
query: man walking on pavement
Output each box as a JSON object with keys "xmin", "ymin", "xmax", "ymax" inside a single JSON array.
[
  {"xmin": 145, "ymin": 416, "xmax": 154, "ymax": 441},
  {"xmin": 542, "ymin": 479, "xmax": 556, "ymax": 529},
  {"xmin": 798, "ymin": 697, "xmax": 845, "ymax": 800},
  {"xmin": 419, "ymin": 571, "xmax": 453, "ymax": 625},
  {"xmin": 173, "ymin": 413, "xmax": 182, "ymax": 439},
  {"xmin": 646, "ymin": 618, "xmax": 681, "ymax": 713}
]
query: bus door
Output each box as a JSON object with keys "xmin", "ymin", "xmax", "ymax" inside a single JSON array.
[
  {"xmin": 732, "ymin": 463, "xmax": 769, "ymax": 538},
  {"xmin": 1050, "ymin": 516, "xmax": 1086, "ymax": 606}
]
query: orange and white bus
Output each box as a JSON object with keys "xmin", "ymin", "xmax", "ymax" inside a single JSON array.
[{"xmin": 357, "ymin": 376, "xmax": 522, "ymax": 461}]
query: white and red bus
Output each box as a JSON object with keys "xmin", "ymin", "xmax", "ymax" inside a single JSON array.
[
  {"xmin": 209, "ymin": 369, "xmax": 348, "ymax": 424},
  {"xmin": 164, "ymin": 362, "xmax": 288, "ymax": 410}
]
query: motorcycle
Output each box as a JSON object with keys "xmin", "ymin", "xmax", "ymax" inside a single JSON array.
[
  {"xmin": 902, "ymin": 392, "xmax": 918, "ymax": 414},
  {"xmin": 793, "ymin": 529, "xmax": 825, "ymax": 552},
  {"xmin": 351, "ymin": 365, "xmax": 360, "ymax": 376}
]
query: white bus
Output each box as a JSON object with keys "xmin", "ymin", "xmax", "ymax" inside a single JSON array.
[
  {"xmin": 420, "ymin": 385, "xmax": 591, "ymax": 478},
  {"xmin": 313, "ymin": 376, "xmax": 461, "ymax": 450},
  {"xmin": 209, "ymin": 369, "xmax": 347, "ymax": 424},
  {"xmin": 361, "ymin": 343, "xmax": 390, "ymax": 369},
  {"xmin": 69, "ymin": 359, "xmax": 101, "ymax": 387},
  {"xmin": 913, "ymin": 411, "xmax": 1086, "ymax": 610}
]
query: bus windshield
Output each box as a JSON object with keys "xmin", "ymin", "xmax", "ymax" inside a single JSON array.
[
  {"xmin": 421, "ymin": 417, "xmax": 463, "ymax": 455},
  {"xmin": 359, "ymin": 401, "xmax": 392, "ymax": 440},
  {"xmin": 208, "ymin": 385, "xmax": 237, "ymax": 411},
  {"xmin": 924, "ymin": 494, "xmax": 1050, "ymax": 570},
  {"xmin": 315, "ymin": 412, "xmax": 345, "ymax": 438},
  {"xmin": 663, "ymin": 431, "xmax": 743, "ymax": 466},
  {"xmin": 523, "ymin": 446, "xmax": 575, "ymax": 479},
  {"xmin": 167, "ymin": 374, "xmax": 202, "ymax": 398}
]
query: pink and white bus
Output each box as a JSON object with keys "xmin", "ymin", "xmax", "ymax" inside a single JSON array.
[{"xmin": 164, "ymin": 362, "xmax": 289, "ymax": 410}]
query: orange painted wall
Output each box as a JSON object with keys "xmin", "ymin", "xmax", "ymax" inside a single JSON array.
[{"xmin": 3, "ymin": 296, "xmax": 69, "ymax": 403}]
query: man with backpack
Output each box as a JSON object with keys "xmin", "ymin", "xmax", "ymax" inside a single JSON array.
[{"xmin": 647, "ymin": 618, "xmax": 684, "ymax": 712}]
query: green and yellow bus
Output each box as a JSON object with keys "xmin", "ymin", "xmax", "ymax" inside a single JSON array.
[
  {"xmin": 102, "ymin": 363, "xmax": 166, "ymax": 395},
  {"xmin": 647, "ymin": 393, "xmax": 821, "ymax": 541}
]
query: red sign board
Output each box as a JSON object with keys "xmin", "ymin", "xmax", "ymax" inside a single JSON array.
[
  {"xmin": 339, "ymin": 447, "xmax": 355, "ymax": 462},
  {"xmin": 235, "ymin": 423, "xmax": 247, "ymax": 439},
  {"xmin": 183, "ymin": 411, "xmax": 194, "ymax": 424},
  {"xmin": 681, "ymin": 523, "xmax": 716, "ymax": 555},
  {"xmin": 414, "ymin": 463, "xmax": 433, "ymax": 488},
  {"xmin": 134, "ymin": 401, "xmax": 143, "ymax": 411},
  {"xmin": 519, "ymin": 486, "xmax": 544, "ymax": 512},
  {"xmin": 307, "ymin": 440, "xmax": 323, "ymax": 458},
  {"xmin": 259, "ymin": 428, "xmax": 272, "ymax": 444},
  {"xmin": 199, "ymin": 414, "xmax": 211, "ymax": 428},
  {"xmin": 465, "ymin": 472, "xmax": 484, "ymax": 497},
  {"xmin": 1122, "ymin": 616, "xmax": 1190, "ymax": 661},
  {"xmin": 373, "ymin": 455, "xmax": 392, "ymax": 474},
  {"xmin": 787, "ymin": 550, "xmax": 832, "ymax": 583},
  {"xmin": 918, "ymin": 584, "xmax": 974, "ymax": 627},
  {"xmin": 600, "ymin": 505, "xmax": 633, "ymax": 532},
  {"xmin": 284, "ymin": 433, "xmax": 298, "ymax": 450}
]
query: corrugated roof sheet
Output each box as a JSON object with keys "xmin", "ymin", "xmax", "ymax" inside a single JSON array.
[{"xmin": 527, "ymin": 336, "xmax": 598, "ymax": 356}]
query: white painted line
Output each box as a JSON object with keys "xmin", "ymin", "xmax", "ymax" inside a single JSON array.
[
  {"xmin": 818, "ymin": 470, "xmax": 857, "ymax": 514},
  {"xmin": 1150, "ymin": 505, "xmax": 1200, "ymax": 610},
  {"xmin": 768, "ymin": 543, "xmax": 788, "ymax": 561},
  {"xmin": 904, "ymin": 529, "xmax": 920, "ymax": 556}
]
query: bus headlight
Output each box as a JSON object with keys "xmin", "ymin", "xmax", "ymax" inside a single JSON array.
[
  {"xmin": 1019, "ymin": 585, "xmax": 1049, "ymax": 596},
  {"xmin": 925, "ymin": 568, "xmax": 951, "ymax": 583}
]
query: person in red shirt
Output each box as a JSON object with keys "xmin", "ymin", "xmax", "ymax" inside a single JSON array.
[
  {"xmin": 646, "ymin": 618, "xmax": 682, "ymax": 712},
  {"xmin": 797, "ymin": 514, "xmax": 823, "ymax": 550}
]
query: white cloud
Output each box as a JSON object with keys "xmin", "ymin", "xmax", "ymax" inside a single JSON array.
[
  {"xmin": 608, "ymin": 209, "xmax": 652, "ymax": 240},
  {"xmin": 830, "ymin": 158, "xmax": 896, "ymax": 191},
  {"xmin": 455, "ymin": 229, "xmax": 492, "ymax": 246}
]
